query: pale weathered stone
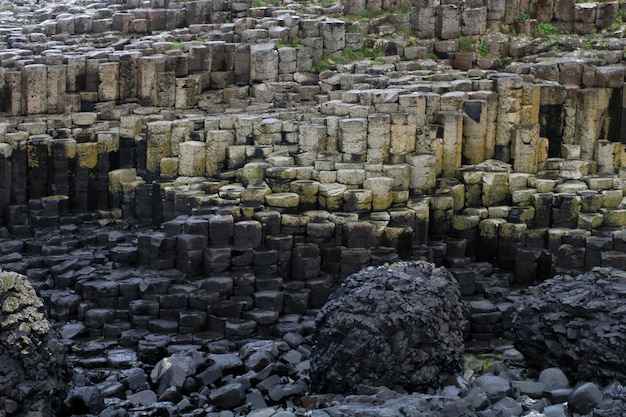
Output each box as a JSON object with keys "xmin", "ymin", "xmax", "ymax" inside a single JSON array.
[
  {"xmin": 512, "ymin": 124, "xmax": 540, "ymax": 174},
  {"xmin": 250, "ymin": 44, "xmax": 278, "ymax": 82},
  {"xmin": 338, "ymin": 118, "xmax": 367, "ymax": 158},
  {"xmin": 138, "ymin": 55, "xmax": 166, "ymax": 106},
  {"xmin": 463, "ymin": 100, "xmax": 488, "ymax": 165},
  {"xmin": 21, "ymin": 64, "xmax": 47, "ymax": 115},
  {"xmin": 363, "ymin": 177, "xmax": 394, "ymax": 211},
  {"xmin": 408, "ymin": 153, "xmax": 438, "ymax": 194},
  {"xmin": 265, "ymin": 192, "xmax": 300, "ymax": 208},
  {"xmin": 319, "ymin": 183, "xmax": 348, "ymax": 211},
  {"xmin": 179, "ymin": 141, "xmax": 206, "ymax": 177},
  {"xmin": 206, "ymin": 130, "xmax": 235, "ymax": 176},
  {"xmin": 436, "ymin": 111, "xmax": 463, "ymax": 178},
  {"xmin": 98, "ymin": 62, "xmax": 119, "ymax": 102},
  {"xmin": 146, "ymin": 121, "xmax": 172, "ymax": 178}
]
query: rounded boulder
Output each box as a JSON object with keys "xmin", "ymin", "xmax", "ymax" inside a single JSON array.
[{"xmin": 309, "ymin": 261, "xmax": 467, "ymax": 393}]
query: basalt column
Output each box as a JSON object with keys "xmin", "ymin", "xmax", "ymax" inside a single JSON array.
[
  {"xmin": 408, "ymin": 153, "xmax": 437, "ymax": 195},
  {"xmin": 47, "ymin": 65, "xmax": 67, "ymax": 114},
  {"xmin": 339, "ymin": 118, "xmax": 367, "ymax": 163},
  {"xmin": 462, "ymin": 100, "xmax": 488, "ymax": 165},
  {"xmin": 118, "ymin": 51, "xmax": 141, "ymax": 103},
  {"xmin": 0, "ymin": 144, "xmax": 11, "ymax": 224},
  {"xmin": 576, "ymin": 88, "xmax": 607, "ymax": 161},
  {"xmin": 146, "ymin": 121, "xmax": 172, "ymax": 180},
  {"xmin": 411, "ymin": 0, "xmax": 436, "ymax": 38},
  {"xmin": 49, "ymin": 138, "xmax": 77, "ymax": 206},
  {"xmin": 5, "ymin": 134, "xmax": 27, "ymax": 204},
  {"xmin": 390, "ymin": 112, "xmax": 416, "ymax": 161},
  {"xmin": 76, "ymin": 142, "xmax": 98, "ymax": 212},
  {"xmin": 21, "ymin": 64, "xmax": 48, "ymax": 115},
  {"xmin": 205, "ymin": 129, "xmax": 235, "ymax": 177},
  {"xmin": 3, "ymin": 71, "xmax": 21, "ymax": 116},
  {"xmin": 470, "ymin": 90, "xmax": 498, "ymax": 160},
  {"xmin": 511, "ymin": 124, "xmax": 541, "ymax": 173},
  {"xmin": 367, "ymin": 114, "xmax": 391, "ymax": 163},
  {"xmin": 436, "ymin": 111, "xmax": 463, "ymax": 178},
  {"xmin": 98, "ymin": 62, "xmax": 120, "ymax": 102},
  {"xmin": 138, "ymin": 55, "xmax": 166, "ymax": 107},
  {"xmin": 97, "ymin": 132, "xmax": 120, "ymax": 210},
  {"xmin": 539, "ymin": 84, "xmax": 566, "ymax": 158},
  {"xmin": 27, "ymin": 135, "xmax": 51, "ymax": 199},
  {"xmin": 493, "ymin": 75, "xmax": 523, "ymax": 162}
]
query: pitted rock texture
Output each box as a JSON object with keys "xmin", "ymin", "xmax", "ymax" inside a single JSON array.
[
  {"xmin": 0, "ymin": 269, "xmax": 69, "ymax": 417},
  {"xmin": 310, "ymin": 261, "xmax": 467, "ymax": 394},
  {"xmin": 512, "ymin": 267, "xmax": 626, "ymax": 384}
]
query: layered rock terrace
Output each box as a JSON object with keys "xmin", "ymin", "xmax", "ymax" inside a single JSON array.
[{"xmin": 0, "ymin": 0, "xmax": 626, "ymax": 343}]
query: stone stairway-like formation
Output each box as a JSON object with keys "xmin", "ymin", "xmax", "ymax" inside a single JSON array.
[{"xmin": 1, "ymin": 0, "xmax": 626, "ymax": 341}]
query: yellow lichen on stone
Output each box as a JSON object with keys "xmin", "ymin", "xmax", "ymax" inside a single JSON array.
[
  {"xmin": 77, "ymin": 142, "xmax": 98, "ymax": 169},
  {"xmin": 1, "ymin": 268, "xmax": 51, "ymax": 339},
  {"xmin": 0, "ymin": 271, "xmax": 16, "ymax": 292},
  {"xmin": 2, "ymin": 293, "xmax": 23, "ymax": 313}
]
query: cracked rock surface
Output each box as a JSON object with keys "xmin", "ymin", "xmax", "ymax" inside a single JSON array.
[
  {"xmin": 0, "ymin": 269, "xmax": 70, "ymax": 417},
  {"xmin": 309, "ymin": 260, "xmax": 467, "ymax": 394},
  {"xmin": 513, "ymin": 267, "xmax": 626, "ymax": 384}
]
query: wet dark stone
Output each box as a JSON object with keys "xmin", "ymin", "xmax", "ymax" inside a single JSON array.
[
  {"xmin": 513, "ymin": 267, "xmax": 626, "ymax": 383},
  {"xmin": 310, "ymin": 261, "xmax": 467, "ymax": 393}
]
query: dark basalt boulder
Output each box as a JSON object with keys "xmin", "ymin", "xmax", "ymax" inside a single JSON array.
[
  {"xmin": 309, "ymin": 261, "xmax": 467, "ymax": 393},
  {"xmin": 512, "ymin": 267, "xmax": 626, "ymax": 383},
  {"xmin": 0, "ymin": 269, "xmax": 70, "ymax": 417}
]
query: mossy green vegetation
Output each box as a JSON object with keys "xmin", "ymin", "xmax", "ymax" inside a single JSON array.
[
  {"xmin": 515, "ymin": 11, "xmax": 531, "ymax": 21},
  {"xmin": 251, "ymin": 0, "xmax": 280, "ymax": 7},
  {"xmin": 458, "ymin": 36, "xmax": 474, "ymax": 53},
  {"xmin": 537, "ymin": 22, "xmax": 558, "ymax": 36},
  {"xmin": 310, "ymin": 47, "xmax": 385, "ymax": 73}
]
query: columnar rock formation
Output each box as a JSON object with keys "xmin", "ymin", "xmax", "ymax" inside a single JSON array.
[{"xmin": 0, "ymin": 0, "xmax": 625, "ymax": 351}]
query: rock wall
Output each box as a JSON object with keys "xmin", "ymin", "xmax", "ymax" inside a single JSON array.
[
  {"xmin": 1, "ymin": 68, "xmax": 626, "ymax": 284},
  {"xmin": 0, "ymin": 0, "xmax": 626, "ymax": 344}
]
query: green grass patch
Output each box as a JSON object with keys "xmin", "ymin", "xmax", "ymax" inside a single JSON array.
[
  {"xmin": 607, "ymin": 10, "xmax": 626, "ymax": 31},
  {"xmin": 515, "ymin": 11, "xmax": 531, "ymax": 21},
  {"xmin": 309, "ymin": 47, "xmax": 385, "ymax": 73},
  {"xmin": 478, "ymin": 40, "xmax": 489, "ymax": 57},
  {"xmin": 310, "ymin": 58, "xmax": 331, "ymax": 73},
  {"xmin": 458, "ymin": 36, "xmax": 474, "ymax": 52},
  {"xmin": 170, "ymin": 41, "xmax": 182, "ymax": 50},
  {"xmin": 251, "ymin": 0, "xmax": 280, "ymax": 7},
  {"xmin": 357, "ymin": 9, "xmax": 387, "ymax": 21},
  {"xmin": 537, "ymin": 22, "xmax": 558, "ymax": 36}
]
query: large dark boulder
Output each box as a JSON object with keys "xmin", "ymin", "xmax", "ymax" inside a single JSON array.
[
  {"xmin": 310, "ymin": 261, "xmax": 467, "ymax": 393},
  {"xmin": 0, "ymin": 269, "xmax": 69, "ymax": 417},
  {"xmin": 512, "ymin": 267, "xmax": 626, "ymax": 383}
]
